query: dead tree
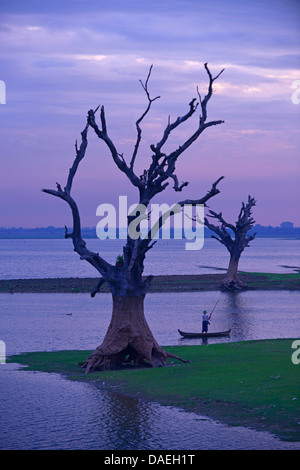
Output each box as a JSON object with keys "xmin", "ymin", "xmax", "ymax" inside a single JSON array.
[
  {"xmin": 42, "ymin": 63, "xmax": 225, "ymax": 372},
  {"xmin": 204, "ymin": 196, "xmax": 257, "ymax": 290}
]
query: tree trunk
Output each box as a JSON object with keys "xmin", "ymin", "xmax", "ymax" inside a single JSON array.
[
  {"xmin": 83, "ymin": 294, "xmax": 188, "ymax": 373},
  {"xmin": 220, "ymin": 254, "xmax": 248, "ymax": 290},
  {"xmin": 42, "ymin": 66, "xmax": 225, "ymax": 373}
]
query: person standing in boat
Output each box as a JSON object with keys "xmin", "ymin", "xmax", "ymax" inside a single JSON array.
[{"xmin": 202, "ymin": 310, "xmax": 210, "ymax": 333}]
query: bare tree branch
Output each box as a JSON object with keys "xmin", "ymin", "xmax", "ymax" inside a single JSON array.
[
  {"xmin": 177, "ymin": 176, "xmax": 225, "ymax": 207},
  {"xmin": 150, "ymin": 98, "xmax": 199, "ymax": 157},
  {"xmin": 42, "ymin": 121, "xmax": 113, "ymax": 279},
  {"xmin": 130, "ymin": 65, "xmax": 160, "ymax": 170},
  {"xmin": 203, "ymin": 195, "xmax": 257, "ymax": 290},
  {"xmin": 91, "ymin": 277, "xmax": 106, "ymax": 297},
  {"xmin": 141, "ymin": 176, "xmax": 224, "ymax": 250},
  {"xmin": 206, "ymin": 209, "xmax": 237, "ymax": 234},
  {"xmin": 204, "ymin": 215, "xmax": 234, "ymax": 250},
  {"xmin": 65, "ymin": 123, "xmax": 89, "ymax": 195},
  {"xmin": 87, "ymin": 107, "xmax": 143, "ymax": 190},
  {"xmin": 43, "ymin": 63, "xmax": 227, "ymax": 371},
  {"xmin": 204, "ymin": 195, "xmax": 257, "ymax": 256},
  {"xmin": 44, "ymin": 64, "xmax": 225, "ymax": 290},
  {"xmin": 200, "ymin": 63, "xmax": 225, "ymax": 125},
  {"xmin": 88, "ymin": 63, "xmax": 225, "ymax": 210},
  {"xmin": 169, "ymin": 174, "xmax": 189, "ymax": 192},
  {"xmin": 143, "ymin": 64, "xmax": 225, "ymax": 202}
]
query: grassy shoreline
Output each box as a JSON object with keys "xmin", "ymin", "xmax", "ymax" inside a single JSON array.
[
  {"xmin": 1, "ymin": 272, "xmax": 300, "ymax": 293},
  {"xmin": 8, "ymin": 339, "xmax": 300, "ymax": 442}
]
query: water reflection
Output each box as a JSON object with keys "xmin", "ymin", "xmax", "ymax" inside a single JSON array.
[
  {"xmin": 93, "ymin": 385, "xmax": 299, "ymax": 450},
  {"xmin": 1, "ymin": 364, "xmax": 299, "ymax": 450},
  {"xmin": 221, "ymin": 291, "xmax": 254, "ymax": 340},
  {"xmin": 178, "ymin": 291, "xmax": 251, "ymax": 345},
  {"xmin": 1, "ymin": 291, "xmax": 300, "ymax": 449},
  {"xmin": 1, "ymin": 291, "xmax": 299, "ymax": 355},
  {"xmin": 98, "ymin": 392, "xmax": 154, "ymax": 449},
  {"xmin": 169, "ymin": 290, "xmax": 300, "ymax": 346}
]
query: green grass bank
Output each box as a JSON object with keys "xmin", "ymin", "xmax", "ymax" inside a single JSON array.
[{"xmin": 8, "ymin": 339, "xmax": 300, "ymax": 442}]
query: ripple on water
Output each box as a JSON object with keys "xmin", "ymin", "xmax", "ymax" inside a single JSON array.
[{"xmin": 0, "ymin": 364, "xmax": 299, "ymax": 450}]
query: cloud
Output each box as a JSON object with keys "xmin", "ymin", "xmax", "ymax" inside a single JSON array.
[{"xmin": 0, "ymin": 0, "xmax": 300, "ymax": 226}]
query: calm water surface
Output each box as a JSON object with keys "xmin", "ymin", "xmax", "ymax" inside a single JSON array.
[
  {"xmin": 0, "ymin": 238, "xmax": 300, "ymax": 279},
  {"xmin": 0, "ymin": 237, "xmax": 299, "ymax": 450},
  {"xmin": 1, "ymin": 291, "xmax": 300, "ymax": 354},
  {"xmin": 1, "ymin": 363, "xmax": 299, "ymax": 450}
]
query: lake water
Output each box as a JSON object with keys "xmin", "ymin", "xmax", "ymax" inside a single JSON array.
[
  {"xmin": 2, "ymin": 361, "xmax": 300, "ymax": 451},
  {"xmin": 0, "ymin": 237, "xmax": 300, "ymax": 279},
  {"xmin": 2, "ymin": 362, "xmax": 300, "ymax": 451},
  {"xmin": 0, "ymin": 238, "xmax": 300, "ymax": 450},
  {"xmin": 1, "ymin": 290, "xmax": 300, "ymax": 450},
  {"xmin": 1, "ymin": 291, "xmax": 300, "ymax": 355}
]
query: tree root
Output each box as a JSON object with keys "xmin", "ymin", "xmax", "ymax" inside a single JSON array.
[
  {"xmin": 220, "ymin": 276, "xmax": 248, "ymax": 291},
  {"xmin": 81, "ymin": 343, "xmax": 190, "ymax": 374},
  {"xmin": 81, "ymin": 295, "xmax": 190, "ymax": 374}
]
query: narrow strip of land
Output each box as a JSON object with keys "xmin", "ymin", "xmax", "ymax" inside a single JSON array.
[{"xmin": 0, "ymin": 272, "xmax": 299, "ymax": 293}]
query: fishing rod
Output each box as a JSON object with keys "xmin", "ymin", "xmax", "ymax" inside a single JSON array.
[{"xmin": 208, "ymin": 300, "xmax": 219, "ymax": 320}]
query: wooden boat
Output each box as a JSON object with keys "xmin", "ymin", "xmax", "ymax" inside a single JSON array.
[{"xmin": 178, "ymin": 329, "xmax": 231, "ymax": 339}]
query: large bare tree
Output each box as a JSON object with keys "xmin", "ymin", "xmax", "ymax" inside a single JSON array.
[
  {"xmin": 43, "ymin": 63, "xmax": 225, "ymax": 372},
  {"xmin": 204, "ymin": 196, "xmax": 257, "ymax": 289}
]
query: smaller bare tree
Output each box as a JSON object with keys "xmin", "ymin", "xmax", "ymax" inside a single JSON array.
[{"xmin": 204, "ymin": 196, "xmax": 257, "ymax": 290}]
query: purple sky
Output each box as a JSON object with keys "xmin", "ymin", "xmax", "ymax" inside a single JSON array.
[{"xmin": 0, "ymin": 0, "xmax": 299, "ymax": 228}]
